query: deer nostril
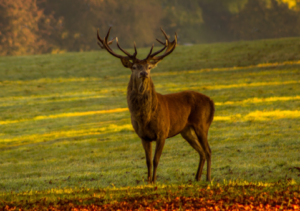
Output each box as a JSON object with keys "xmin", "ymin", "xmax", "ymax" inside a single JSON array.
[{"xmin": 140, "ymin": 72, "xmax": 148, "ymax": 78}]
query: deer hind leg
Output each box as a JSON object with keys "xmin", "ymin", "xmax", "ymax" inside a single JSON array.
[
  {"xmin": 181, "ymin": 126, "xmax": 206, "ymax": 181},
  {"xmin": 142, "ymin": 140, "xmax": 152, "ymax": 183},
  {"xmin": 193, "ymin": 127, "xmax": 211, "ymax": 182}
]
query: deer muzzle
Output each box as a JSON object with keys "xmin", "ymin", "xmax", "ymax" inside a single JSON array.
[{"xmin": 139, "ymin": 71, "xmax": 149, "ymax": 79}]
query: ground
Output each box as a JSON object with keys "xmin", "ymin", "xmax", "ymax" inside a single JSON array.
[{"xmin": 0, "ymin": 37, "xmax": 300, "ymax": 210}]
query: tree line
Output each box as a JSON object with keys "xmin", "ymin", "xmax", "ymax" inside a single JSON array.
[{"xmin": 1, "ymin": 0, "xmax": 300, "ymax": 56}]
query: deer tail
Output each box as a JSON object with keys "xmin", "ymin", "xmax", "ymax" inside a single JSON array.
[{"xmin": 207, "ymin": 98, "xmax": 215, "ymax": 124}]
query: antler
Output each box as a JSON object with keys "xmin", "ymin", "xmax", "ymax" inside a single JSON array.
[
  {"xmin": 144, "ymin": 27, "xmax": 177, "ymax": 62},
  {"xmin": 97, "ymin": 27, "xmax": 177, "ymax": 64},
  {"xmin": 97, "ymin": 27, "xmax": 137, "ymax": 61}
]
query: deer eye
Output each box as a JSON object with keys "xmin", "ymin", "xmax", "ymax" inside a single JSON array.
[{"xmin": 132, "ymin": 66, "xmax": 136, "ymax": 70}]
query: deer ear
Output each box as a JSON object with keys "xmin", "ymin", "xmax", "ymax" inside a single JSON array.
[{"xmin": 120, "ymin": 58, "xmax": 133, "ymax": 68}]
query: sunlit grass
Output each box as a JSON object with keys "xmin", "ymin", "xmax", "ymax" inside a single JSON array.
[
  {"xmin": 0, "ymin": 108, "xmax": 128, "ymax": 125},
  {"xmin": 0, "ymin": 37, "xmax": 300, "ymax": 194},
  {"xmin": 153, "ymin": 59, "xmax": 300, "ymax": 76},
  {"xmin": 1, "ymin": 107, "xmax": 299, "ymax": 126},
  {"xmin": 168, "ymin": 80, "xmax": 299, "ymax": 92},
  {"xmin": 0, "ymin": 77, "xmax": 101, "ymax": 85},
  {"xmin": 0, "ymin": 90, "xmax": 110, "ymax": 103},
  {"xmin": 2, "ymin": 108, "xmax": 299, "ymax": 147},
  {"xmin": 0, "ymin": 124, "xmax": 133, "ymax": 148},
  {"xmin": 215, "ymin": 95, "xmax": 300, "ymax": 105},
  {"xmin": 244, "ymin": 110, "xmax": 300, "ymax": 120}
]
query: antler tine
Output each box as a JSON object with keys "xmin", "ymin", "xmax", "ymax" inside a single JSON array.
[
  {"xmin": 98, "ymin": 37, "xmax": 116, "ymax": 47},
  {"xmin": 133, "ymin": 42, "xmax": 137, "ymax": 57},
  {"xmin": 160, "ymin": 27, "xmax": 170, "ymax": 42},
  {"xmin": 98, "ymin": 28, "xmax": 135, "ymax": 60},
  {"xmin": 97, "ymin": 42, "xmax": 104, "ymax": 49},
  {"xmin": 116, "ymin": 38, "xmax": 135, "ymax": 58},
  {"xmin": 147, "ymin": 37, "xmax": 168, "ymax": 58},
  {"xmin": 153, "ymin": 27, "xmax": 169, "ymax": 49},
  {"xmin": 145, "ymin": 44, "xmax": 154, "ymax": 60},
  {"xmin": 107, "ymin": 37, "xmax": 116, "ymax": 45},
  {"xmin": 102, "ymin": 27, "xmax": 114, "ymax": 49},
  {"xmin": 149, "ymin": 43, "xmax": 167, "ymax": 58},
  {"xmin": 98, "ymin": 27, "xmax": 175, "ymax": 62},
  {"xmin": 164, "ymin": 32, "xmax": 177, "ymax": 53},
  {"xmin": 156, "ymin": 38, "xmax": 166, "ymax": 46},
  {"xmin": 153, "ymin": 32, "xmax": 177, "ymax": 60},
  {"xmin": 104, "ymin": 27, "xmax": 112, "ymax": 41},
  {"xmin": 97, "ymin": 29, "xmax": 103, "ymax": 41},
  {"xmin": 144, "ymin": 28, "xmax": 177, "ymax": 61}
]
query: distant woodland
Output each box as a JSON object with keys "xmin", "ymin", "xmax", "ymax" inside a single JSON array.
[{"xmin": 1, "ymin": 0, "xmax": 300, "ymax": 56}]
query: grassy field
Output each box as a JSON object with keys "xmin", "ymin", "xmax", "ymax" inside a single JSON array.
[{"xmin": 0, "ymin": 36, "xmax": 300, "ymax": 200}]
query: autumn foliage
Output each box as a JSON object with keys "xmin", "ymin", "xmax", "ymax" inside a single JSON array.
[
  {"xmin": 0, "ymin": 0, "xmax": 46, "ymax": 55},
  {"xmin": 1, "ymin": 0, "xmax": 300, "ymax": 56},
  {"xmin": 0, "ymin": 0, "xmax": 164, "ymax": 56},
  {"xmin": 2, "ymin": 183, "xmax": 300, "ymax": 210}
]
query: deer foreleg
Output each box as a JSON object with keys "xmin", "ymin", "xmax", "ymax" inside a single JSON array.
[
  {"xmin": 152, "ymin": 138, "xmax": 165, "ymax": 183},
  {"xmin": 142, "ymin": 140, "xmax": 152, "ymax": 183}
]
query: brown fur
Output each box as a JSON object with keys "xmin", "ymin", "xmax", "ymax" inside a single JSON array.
[
  {"xmin": 97, "ymin": 27, "xmax": 215, "ymax": 183},
  {"xmin": 127, "ymin": 75, "xmax": 214, "ymax": 183}
]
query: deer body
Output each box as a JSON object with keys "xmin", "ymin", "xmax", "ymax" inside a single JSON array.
[{"xmin": 97, "ymin": 28, "xmax": 214, "ymax": 183}]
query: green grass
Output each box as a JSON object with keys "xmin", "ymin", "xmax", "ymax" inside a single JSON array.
[{"xmin": 0, "ymin": 37, "xmax": 300, "ymax": 195}]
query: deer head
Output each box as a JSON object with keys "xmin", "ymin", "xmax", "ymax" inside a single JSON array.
[{"xmin": 97, "ymin": 27, "xmax": 177, "ymax": 93}]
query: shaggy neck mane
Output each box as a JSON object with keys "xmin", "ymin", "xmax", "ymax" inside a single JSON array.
[{"xmin": 127, "ymin": 75, "xmax": 158, "ymax": 122}]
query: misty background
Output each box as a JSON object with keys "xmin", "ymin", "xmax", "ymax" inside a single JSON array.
[{"xmin": 1, "ymin": 0, "xmax": 300, "ymax": 56}]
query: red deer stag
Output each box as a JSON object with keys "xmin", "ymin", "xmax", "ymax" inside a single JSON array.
[{"xmin": 97, "ymin": 27, "xmax": 215, "ymax": 183}]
